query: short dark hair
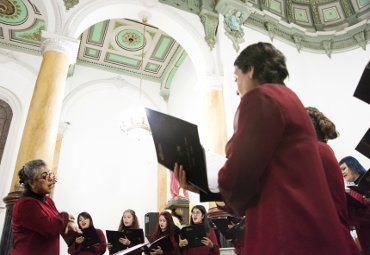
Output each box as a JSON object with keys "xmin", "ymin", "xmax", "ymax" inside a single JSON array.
[{"xmin": 234, "ymin": 42, "xmax": 289, "ymax": 85}]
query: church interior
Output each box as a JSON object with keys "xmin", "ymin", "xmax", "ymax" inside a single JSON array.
[{"xmin": 0, "ymin": 0, "xmax": 369, "ymax": 254}]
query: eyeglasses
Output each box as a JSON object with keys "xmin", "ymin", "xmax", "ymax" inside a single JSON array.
[
  {"xmin": 38, "ymin": 171, "xmax": 57, "ymax": 183},
  {"xmin": 191, "ymin": 211, "xmax": 202, "ymax": 216}
]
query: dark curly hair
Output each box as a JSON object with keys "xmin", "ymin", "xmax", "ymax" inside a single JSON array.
[
  {"xmin": 18, "ymin": 159, "xmax": 46, "ymax": 191},
  {"xmin": 234, "ymin": 42, "xmax": 289, "ymax": 85},
  {"xmin": 306, "ymin": 107, "xmax": 339, "ymax": 143}
]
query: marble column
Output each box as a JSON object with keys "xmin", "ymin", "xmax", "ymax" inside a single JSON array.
[{"xmin": 0, "ymin": 31, "xmax": 79, "ymax": 255}]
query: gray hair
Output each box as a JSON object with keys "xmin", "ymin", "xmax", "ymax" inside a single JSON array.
[{"xmin": 18, "ymin": 159, "xmax": 46, "ymax": 191}]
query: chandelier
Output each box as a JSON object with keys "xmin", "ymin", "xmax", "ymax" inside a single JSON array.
[{"xmin": 119, "ymin": 16, "xmax": 151, "ymax": 136}]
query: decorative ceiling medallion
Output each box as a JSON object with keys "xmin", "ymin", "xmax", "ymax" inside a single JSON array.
[
  {"xmin": 63, "ymin": 0, "xmax": 79, "ymax": 11},
  {"xmin": 0, "ymin": 0, "xmax": 28, "ymax": 25},
  {"xmin": 115, "ymin": 29, "xmax": 145, "ymax": 51}
]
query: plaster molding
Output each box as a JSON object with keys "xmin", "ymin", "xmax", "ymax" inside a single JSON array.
[
  {"xmin": 200, "ymin": 75, "xmax": 224, "ymax": 91},
  {"xmin": 41, "ymin": 31, "xmax": 80, "ymax": 64}
]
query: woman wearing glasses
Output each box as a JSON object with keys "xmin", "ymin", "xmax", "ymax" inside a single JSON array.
[
  {"xmin": 10, "ymin": 159, "xmax": 78, "ymax": 255},
  {"xmin": 179, "ymin": 205, "xmax": 219, "ymax": 255}
]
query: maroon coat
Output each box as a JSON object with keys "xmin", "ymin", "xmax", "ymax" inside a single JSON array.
[
  {"xmin": 67, "ymin": 228, "xmax": 107, "ymax": 255},
  {"xmin": 218, "ymin": 84, "xmax": 357, "ymax": 255},
  {"xmin": 11, "ymin": 195, "xmax": 69, "ymax": 255},
  {"xmin": 318, "ymin": 142, "xmax": 360, "ymax": 255}
]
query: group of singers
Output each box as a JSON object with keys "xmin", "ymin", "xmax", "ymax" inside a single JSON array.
[{"xmin": 8, "ymin": 42, "xmax": 370, "ymax": 255}]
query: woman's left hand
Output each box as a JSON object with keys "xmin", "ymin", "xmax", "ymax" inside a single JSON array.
[
  {"xmin": 150, "ymin": 246, "xmax": 163, "ymax": 255},
  {"xmin": 201, "ymin": 237, "xmax": 213, "ymax": 248},
  {"xmin": 75, "ymin": 236, "xmax": 84, "ymax": 244}
]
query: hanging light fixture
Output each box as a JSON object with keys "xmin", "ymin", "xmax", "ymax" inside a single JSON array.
[{"xmin": 120, "ymin": 17, "xmax": 151, "ymax": 136}]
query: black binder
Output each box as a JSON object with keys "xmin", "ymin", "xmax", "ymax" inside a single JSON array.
[
  {"xmin": 347, "ymin": 170, "xmax": 370, "ymax": 198},
  {"xmin": 106, "ymin": 229, "xmax": 144, "ymax": 252},
  {"xmin": 210, "ymin": 216, "xmax": 245, "ymax": 240},
  {"xmin": 112, "ymin": 235, "xmax": 173, "ymax": 255},
  {"xmin": 62, "ymin": 228, "xmax": 100, "ymax": 247},
  {"xmin": 145, "ymin": 107, "xmax": 224, "ymax": 201},
  {"xmin": 180, "ymin": 224, "xmax": 207, "ymax": 248}
]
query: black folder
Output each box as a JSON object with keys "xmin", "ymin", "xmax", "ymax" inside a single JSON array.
[
  {"xmin": 347, "ymin": 170, "xmax": 370, "ymax": 198},
  {"xmin": 210, "ymin": 216, "xmax": 245, "ymax": 240},
  {"xmin": 145, "ymin": 108, "xmax": 225, "ymax": 201},
  {"xmin": 112, "ymin": 235, "xmax": 173, "ymax": 255},
  {"xmin": 180, "ymin": 224, "xmax": 207, "ymax": 248},
  {"xmin": 355, "ymin": 127, "xmax": 370, "ymax": 160},
  {"xmin": 62, "ymin": 228, "xmax": 100, "ymax": 247},
  {"xmin": 354, "ymin": 60, "xmax": 370, "ymax": 105},
  {"xmin": 106, "ymin": 229, "xmax": 144, "ymax": 252},
  {"xmin": 346, "ymin": 193, "xmax": 367, "ymax": 209}
]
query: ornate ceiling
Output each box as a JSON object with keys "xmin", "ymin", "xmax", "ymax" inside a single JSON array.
[
  {"xmin": 160, "ymin": 0, "xmax": 370, "ymax": 55},
  {"xmin": 0, "ymin": 0, "xmax": 186, "ymax": 99}
]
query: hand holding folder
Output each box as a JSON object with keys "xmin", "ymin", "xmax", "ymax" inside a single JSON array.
[
  {"xmin": 112, "ymin": 235, "xmax": 173, "ymax": 255},
  {"xmin": 106, "ymin": 229, "xmax": 144, "ymax": 253},
  {"xmin": 180, "ymin": 224, "xmax": 207, "ymax": 248}
]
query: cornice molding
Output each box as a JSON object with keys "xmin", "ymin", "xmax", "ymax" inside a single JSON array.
[{"xmin": 40, "ymin": 31, "xmax": 80, "ymax": 64}]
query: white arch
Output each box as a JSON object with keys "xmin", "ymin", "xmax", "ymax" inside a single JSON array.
[
  {"xmin": 0, "ymin": 87, "xmax": 23, "ymax": 210},
  {"xmin": 60, "ymin": 76, "xmax": 163, "ymax": 122},
  {"xmin": 32, "ymin": 0, "xmax": 62, "ymax": 33},
  {"xmin": 62, "ymin": 0, "xmax": 216, "ymax": 79}
]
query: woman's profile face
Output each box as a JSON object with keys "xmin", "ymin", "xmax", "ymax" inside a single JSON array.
[
  {"xmin": 159, "ymin": 215, "xmax": 168, "ymax": 231},
  {"xmin": 29, "ymin": 166, "xmax": 56, "ymax": 195},
  {"xmin": 79, "ymin": 216, "xmax": 91, "ymax": 229},
  {"xmin": 340, "ymin": 163, "xmax": 359, "ymax": 182},
  {"xmin": 122, "ymin": 212, "xmax": 134, "ymax": 227},
  {"xmin": 234, "ymin": 67, "xmax": 256, "ymax": 97}
]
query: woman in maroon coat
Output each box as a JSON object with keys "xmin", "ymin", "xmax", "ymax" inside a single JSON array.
[
  {"xmin": 179, "ymin": 205, "xmax": 220, "ymax": 255},
  {"xmin": 67, "ymin": 211, "xmax": 106, "ymax": 255},
  {"xmin": 11, "ymin": 159, "xmax": 78, "ymax": 255},
  {"xmin": 148, "ymin": 211, "xmax": 181, "ymax": 255},
  {"xmin": 175, "ymin": 42, "xmax": 357, "ymax": 255},
  {"xmin": 307, "ymin": 107, "xmax": 360, "ymax": 255},
  {"xmin": 339, "ymin": 156, "xmax": 370, "ymax": 255}
]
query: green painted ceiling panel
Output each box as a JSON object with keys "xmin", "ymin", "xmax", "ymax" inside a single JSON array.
[
  {"xmin": 88, "ymin": 20, "xmax": 108, "ymax": 46},
  {"xmin": 11, "ymin": 19, "xmax": 44, "ymax": 46},
  {"xmin": 152, "ymin": 35, "xmax": 173, "ymax": 60},
  {"xmin": 84, "ymin": 47, "xmax": 100, "ymax": 59},
  {"xmin": 270, "ymin": 0, "xmax": 282, "ymax": 14},
  {"xmin": 294, "ymin": 8, "xmax": 309, "ymax": 23},
  {"xmin": 105, "ymin": 52, "xmax": 140, "ymax": 68},
  {"xmin": 358, "ymin": 0, "xmax": 370, "ymax": 7},
  {"xmin": 145, "ymin": 62, "xmax": 160, "ymax": 73},
  {"xmin": 323, "ymin": 7, "xmax": 340, "ymax": 22}
]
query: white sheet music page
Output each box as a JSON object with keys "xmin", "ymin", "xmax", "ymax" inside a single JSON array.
[{"xmin": 205, "ymin": 150, "xmax": 227, "ymax": 193}]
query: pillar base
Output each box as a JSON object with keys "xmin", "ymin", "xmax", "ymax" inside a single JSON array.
[{"xmin": 0, "ymin": 191, "xmax": 22, "ymax": 255}]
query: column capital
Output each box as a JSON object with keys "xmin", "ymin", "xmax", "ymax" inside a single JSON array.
[
  {"xmin": 41, "ymin": 31, "xmax": 80, "ymax": 64},
  {"xmin": 200, "ymin": 75, "xmax": 224, "ymax": 91}
]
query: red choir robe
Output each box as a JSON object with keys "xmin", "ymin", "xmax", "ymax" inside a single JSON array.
[
  {"xmin": 181, "ymin": 228, "xmax": 219, "ymax": 255},
  {"xmin": 218, "ymin": 84, "xmax": 358, "ymax": 255},
  {"xmin": 318, "ymin": 141, "xmax": 360, "ymax": 254},
  {"xmin": 67, "ymin": 228, "xmax": 107, "ymax": 255},
  {"xmin": 11, "ymin": 195, "xmax": 69, "ymax": 255}
]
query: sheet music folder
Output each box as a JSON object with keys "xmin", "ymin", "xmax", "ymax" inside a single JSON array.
[
  {"xmin": 145, "ymin": 108, "xmax": 225, "ymax": 200},
  {"xmin": 347, "ymin": 170, "xmax": 370, "ymax": 198},
  {"xmin": 112, "ymin": 235, "xmax": 173, "ymax": 255},
  {"xmin": 106, "ymin": 229, "xmax": 144, "ymax": 253}
]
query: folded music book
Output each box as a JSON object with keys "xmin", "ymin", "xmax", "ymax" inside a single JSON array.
[
  {"xmin": 210, "ymin": 216, "xmax": 245, "ymax": 240},
  {"xmin": 62, "ymin": 228, "xmax": 100, "ymax": 247},
  {"xmin": 355, "ymin": 127, "xmax": 370, "ymax": 160},
  {"xmin": 112, "ymin": 235, "xmax": 173, "ymax": 255},
  {"xmin": 180, "ymin": 224, "xmax": 207, "ymax": 248},
  {"xmin": 106, "ymin": 229, "xmax": 144, "ymax": 252},
  {"xmin": 347, "ymin": 170, "xmax": 370, "ymax": 198},
  {"xmin": 345, "ymin": 193, "xmax": 367, "ymax": 209},
  {"xmin": 145, "ymin": 108, "xmax": 226, "ymax": 201}
]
